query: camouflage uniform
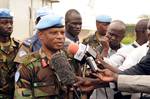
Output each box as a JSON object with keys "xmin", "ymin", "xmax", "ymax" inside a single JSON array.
[
  {"xmin": 15, "ymin": 49, "xmax": 70, "ymax": 99},
  {"xmin": 82, "ymin": 32, "xmax": 103, "ymax": 54},
  {"xmin": 0, "ymin": 38, "xmax": 20, "ymax": 99},
  {"xmin": 14, "ymin": 40, "xmax": 34, "ymax": 64}
]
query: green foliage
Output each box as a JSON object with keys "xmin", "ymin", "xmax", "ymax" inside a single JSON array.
[
  {"xmin": 122, "ymin": 33, "xmax": 135, "ymax": 44},
  {"xmin": 122, "ymin": 24, "xmax": 135, "ymax": 44}
]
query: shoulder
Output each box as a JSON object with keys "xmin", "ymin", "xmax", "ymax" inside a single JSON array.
[
  {"xmin": 14, "ymin": 44, "xmax": 32, "ymax": 63},
  {"xmin": 22, "ymin": 51, "xmax": 41, "ymax": 65},
  {"xmin": 82, "ymin": 34, "xmax": 95, "ymax": 44},
  {"xmin": 12, "ymin": 38, "xmax": 22, "ymax": 47},
  {"xmin": 64, "ymin": 37, "xmax": 74, "ymax": 48},
  {"xmin": 117, "ymin": 44, "xmax": 134, "ymax": 53}
]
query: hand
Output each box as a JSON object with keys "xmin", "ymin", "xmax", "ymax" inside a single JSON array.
[
  {"xmin": 92, "ymin": 69, "xmax": 118, "ymax": 82},
  {"xmin": 99, "ymin": 36, "xmax": 109, "ymax": 50},
  {"xmin": 74, "ymin": 77, "xmax": 102, "ymax": 92},
  {"xmin": 96, "ymin": 53, "xmax": 104, "ymax": 64}
]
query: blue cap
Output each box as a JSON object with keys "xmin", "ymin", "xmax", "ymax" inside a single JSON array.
[
  {"xmin": 96, "ymin": 15, "xmax": 112, "ymax": 23},
  {"xmin": 0, "ymin": 8, "xmax": 12, "ymax": 18},
  {"xmin": 36, "ymin": 6, "xmax": 54, "ymax": 19},
  {"xmin": 36, "ymin": 15, "xmax": 63, "ymax": 30}
]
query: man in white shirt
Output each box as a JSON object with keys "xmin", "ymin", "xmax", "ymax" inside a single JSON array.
[
  {"xmin": 91, "ymin": 20, "xmax": 126, "ymax": 99},
  {"xmin": 104, "ymin": 19, "xmax": 149, "ymax": 68},
  {"xmin": 119, "ymin": 42, "xmax": 149, "ymax": 71}
]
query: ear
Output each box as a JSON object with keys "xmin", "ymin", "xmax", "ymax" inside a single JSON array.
[{"xmin": 38, "ymin": 31, "xmax": 44, "ymax": 41}]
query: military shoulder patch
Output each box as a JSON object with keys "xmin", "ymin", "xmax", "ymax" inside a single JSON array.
[
  {"xmin": 18, "ymin": 50, "xmax": 27, "ymax": 57},
  {"xmin": 21, "ymin": 52, "xmax": 40, "ymax": 66},
  {"xmin": 15, "ymin": 71, "xmax": 20, "ymax": 82}
]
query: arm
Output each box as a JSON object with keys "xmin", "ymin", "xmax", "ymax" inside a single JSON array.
[
  {"xmin": 119, "ymin": 45, "xmax": 148, "ymax": 71},
  {"xmin": 92, "ymin": 69, "xmax": 150, "ymax": 93},
  {"xmin": 15, "ymin": 64, "xmax": 33, "ymax": 99},
  {"xmin": 103, "ymin": 45, "xmax": 131, "ymax": 68},
  {"xmin": 120, "ymin": 50, "xmax": 150, "ymax": 75},
  {"xmin": 118, "ymin": 75, "xmax": 150, "ymax": 93},
  {"xmin": 99, "ymin": 36, "xmax": 109, "ymax": 57},
  {"xmin": 96, "ymin": 55, "xmax": 120, "ymax": 73}
]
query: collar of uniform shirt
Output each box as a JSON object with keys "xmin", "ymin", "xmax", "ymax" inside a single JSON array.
[{"xmin": 65, "ymin": 32, "xmax": 79, "ymax": 42}]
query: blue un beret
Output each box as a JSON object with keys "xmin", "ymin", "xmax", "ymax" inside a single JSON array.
[
  {"xmin": 36, "ymin": 6, "xmax": 54, "ymax": 19},
  {"xmin": 96, "ymin": 15, "xmax": 112, "ymax": 23},
  {"xmin": 0, "ymin": 8, "xmax": 13, "ymax": 18},
  {"xmin": 36, "ymin": 15, "xmax": 63, "ymax": 30}
]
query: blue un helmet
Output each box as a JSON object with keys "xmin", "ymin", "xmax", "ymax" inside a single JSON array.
[
  {"xmin": 36, "ymin": 14, "xmax": 64, "ymax": 30},
  {"xmin": 0, "ymin": 8, "xmax": 13, "ymax": 18},
  {"xmin": 35, "ymin": 6, "xmax": 54, "ymax": 19},
  {"xmin": 96, "ymin": 15, "xmax": 112, "ymax": 23}
]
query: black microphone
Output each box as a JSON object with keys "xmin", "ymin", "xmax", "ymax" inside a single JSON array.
[
  {"xmin": 50, "ymin": 51, "xmax": 76, "ymax": 85},
  {"xmin": 50, "ymin": 51, "xmax": 80, "ymax": 99}
]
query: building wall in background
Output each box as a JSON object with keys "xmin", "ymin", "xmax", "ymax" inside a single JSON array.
[
  {"xmin": 0, "ymin": 0, "xmax": 9, "ymax": 8},
  {"xmin": 0, "ymin": 0, "xmax": 53, "ymax": 40}
]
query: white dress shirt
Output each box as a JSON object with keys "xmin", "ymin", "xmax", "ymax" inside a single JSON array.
[
  {"xmin": 90, "ymin": 43, "xmax": 125, "ymax": 99},
  {"xmin": 119, "ymin": 42, "xmax": 149, "ymax": 71},
  {"xmin": 104, "ymin": 41, "xmax": 140, "ymax": 68}
]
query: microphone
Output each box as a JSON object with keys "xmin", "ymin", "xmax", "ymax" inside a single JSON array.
[
  {"xmin": 68, "ymin": 43, "xmax": 99, "ymax": 72},
  {"xmin": 50, "ymin": 51, "xmax": 81, "ymax": 99},
  {"xmin": 86, "ymin": 56, "xmax": 99, "ymax": 72},
  {"xmin": 50, "ymin": 51, "xmax": 76, "ymax": 85}
]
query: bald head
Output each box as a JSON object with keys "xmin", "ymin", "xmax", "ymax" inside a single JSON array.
[
  {"xmin": 135, "ymin": 19, "xmax": 149, "ymax": 45},
  {"xmin": 108, "ymin": 20, "xmax": 126, "ymax": 35},
  {"xmin": 65, "ymin": 9, "xmax": 81, "ymax": 23},
  {"xmin": 135, "ymin": 19, "xmax": 149, "ymax": 33},
  {"xmin": 106, "ymin": 20, "xmax": 126, "ymax": 50},
  {"xmin": 146, "ymin": 20, "xmax": 150, "ymax": 42}
]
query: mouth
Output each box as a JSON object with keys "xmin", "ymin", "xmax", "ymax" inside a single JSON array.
[
  {"xmin": 75, "ymin": 30, "xmax": 80, "ymax": 32},
  {"xmin": 74, "ymin": 29, "xmax": 81, "ymax": 32},
  {"xmin": 6, "ymin": 29, "xmax": 12, "ymax": 33},
  {"xmin": 56, "ymin": 42, "xmax": 64, "ymax": 46}
]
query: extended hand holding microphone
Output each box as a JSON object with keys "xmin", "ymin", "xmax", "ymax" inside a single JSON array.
[{"xmin": 67, "ymin": 43, "xmax": 99, "ymax": 72}]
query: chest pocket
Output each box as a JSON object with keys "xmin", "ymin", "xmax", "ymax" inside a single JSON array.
[{"xmin": 27, "ymin": 60, "xmax": 59, "ymax": 98}]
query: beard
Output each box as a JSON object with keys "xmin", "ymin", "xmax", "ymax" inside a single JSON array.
[
  {"xmin": 45, "ymin": 43, "xmax": 58, "ymax": 53},
  {"xmin": 0, "ymin": 31, "xmax": 11, "ymax": 37},
  {"xmin": 0, "ymin": 28, "xmax": 12, "ymax": 37}
]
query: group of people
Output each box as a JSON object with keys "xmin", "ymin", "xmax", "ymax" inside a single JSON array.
[{"xmin": 0, "ymin": 6, "xmax": 150, "ymax": 99}]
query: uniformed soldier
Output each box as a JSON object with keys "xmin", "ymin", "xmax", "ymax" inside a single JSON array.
[
  {"xmin": 14, "ymin": 7, "xmax": 54, "ymax": 63},
  {"xmin": 83, "ymin": 15, "xmax": 112, "ymax": 53},
  {"xmin": 0, "ymin": 8, "xmax": 20, "ymax": 99},
  {"xmin": 14, "ymin": 14, "xmax": 73, "ymax": 99}
]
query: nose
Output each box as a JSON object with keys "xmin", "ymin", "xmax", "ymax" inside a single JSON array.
[
  {"xmin": 76, "ymin": 24, "xmax": 81, "ymax": 29},
  {"xmin": 110, "ymin": 35, "xmax": 116, "ymax": 40},
  {"xmin": 57, "ymin": 32, "xmax": 65, "ymax": 40},
  {"xmin": 147, "ymin": 29, "xmax": 150, "ymax": 38},
  {"xmin": 7, "ymin": 23, "xmax": 12, "ymax": 28}
]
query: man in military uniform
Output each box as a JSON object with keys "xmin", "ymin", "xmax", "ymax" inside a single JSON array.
[
  {"xmin": 23, "ymin": 6, "xmax": 54, "ymax": 52},
  {"xmin": 14, "ymin": 7, "xmax": 54, "ymax": 63},
  {"xmin": 83, "ymin": 15, "xmax": 112, "ymax": 53},
  {"xmin": 14, "ymin": 14, "xmax": 75, "ymax": 99},
  {"xmin": 0, "ymin": 8, "xmax": 20, "ymax": 99}
]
